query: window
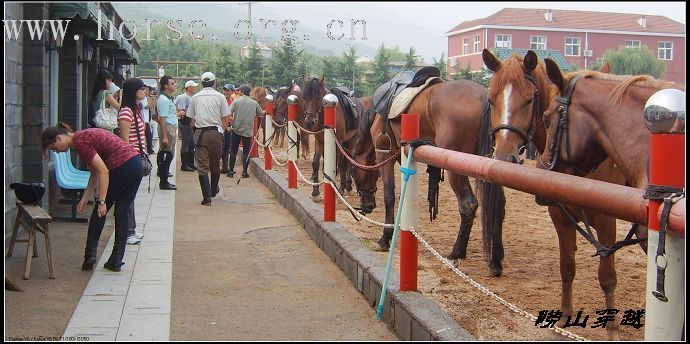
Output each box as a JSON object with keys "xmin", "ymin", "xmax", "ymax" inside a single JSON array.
[
  {"xmin": 473, "ymin": 35, "xmax": 481, "ymax": 53},
  {"xmin": 626, "ymin": 40, "xmax": 641, "ymax": 48},
  {"xmin": 658, "ymin": 41, "xmax": 672, "ymax": 60},
  {"xmin": 530, "ymin": 36, "xmax": 546, "ymax": 50},
  {"xmin": 565, "ymin": 37, "xmax": 581, "ymax": 56},
  {"xmin": 449, "ymin": 57, "xmax": 458, "ymax": 68},
  {"xmin": 495, "ymin": 34, "xmax": 511, "ymax": 48},
  {"xmin": 462, "ymin": 37, "xmax": 468, "ymax": 55}
]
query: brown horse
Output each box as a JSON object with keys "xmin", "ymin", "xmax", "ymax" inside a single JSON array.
[
  {"xmin": 362, "ymin": 79, "xmax": 507, "ymax": 277},
  {"xmin": 302, "ymin": 76, "xmax": 371, "ymax": 197},
  {"xmin": 482, "ymin": 49, "xmax": 645, "ymax": 340},
  {"xmin": 273, "ymin": 88, "xmax": 311, "ymax": 160}
]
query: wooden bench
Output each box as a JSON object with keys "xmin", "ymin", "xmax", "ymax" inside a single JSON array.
[{"xmin": 6, "ymin": 203, "xmax": 55, "ymax": 280}]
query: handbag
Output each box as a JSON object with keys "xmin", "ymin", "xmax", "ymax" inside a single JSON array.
[
  {"xmin": 133, "ymin": 111, "xmax": 153, "ymax": 177},
  {"xmin": 94, "ymin": 91, "xmax": 119, "ymax": 130}
]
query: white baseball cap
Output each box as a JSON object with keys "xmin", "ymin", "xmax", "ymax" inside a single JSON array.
[
  {"xmin": 201, "ymin": 72, "xmax": 216, "ymax": 82},
  {"xmin": 184, "ymin": 80, "xmax": 199, "ymax": 88}
]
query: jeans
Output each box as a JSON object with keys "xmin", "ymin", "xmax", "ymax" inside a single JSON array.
[
  {"xmin": 84, "ymin": 157, "xmax": 143, "ymax": 267},
  {"xmin": 145, "ymin": 122, "xmax": 154, "ymax": 154},
  {"xmin": 229, "ymin": 134, "xmax": 252, "ymax": 173}
]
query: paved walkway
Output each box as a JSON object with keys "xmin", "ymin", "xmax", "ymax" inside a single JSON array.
[{"xmin": 63, "ymin": 153, "xmax": 396, "ymax": 340}]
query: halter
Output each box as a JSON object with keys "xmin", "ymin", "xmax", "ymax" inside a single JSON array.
[
  {"xmin": 538, "ymin": 75, "xmax": 595, "ymax": 177},
  {"xmin": 490, "ymin": 74, "xmax": 540, "ymax": 149}
]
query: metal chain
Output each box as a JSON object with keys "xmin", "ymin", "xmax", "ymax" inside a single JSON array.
[
  {"xmin": 294, "ymin": 122, "xmax": 326, "ymax": 135},
  {"xmin": 267, "ymin": 147, "xmax": 290, "ymax": 167},
  {"xmin": 333, "ymin": 132, "xmax": 401, "ymax": 171},
  {"xmin": 401, "ymin": 226, "xmax": 587, "ymax": 341},
  {"xmin": 293, "ymin": 161, "xmax": 325, "ymax": 186},
  {"xmin": 323, "ymin": 179, "xmax": 394, "ymax": 228}
]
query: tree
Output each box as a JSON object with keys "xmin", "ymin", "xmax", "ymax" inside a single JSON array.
[
  {"xmin": 205, "ymin": 45, "xmax": 238, "ymax": 84},
  {"xmin": 340, "ymin": 45, "xmax": 357, "ymax": 91},
  {"xmin": 602, "ymin": 46, "xmax": 666, "ymax": 78},
  {"xmin": 240, "ymin": 43, "xmax": 265, "ymax": 86},
  {"xmin": 404, "ymin": 47, "xmax": 418, "ymax": 70},
  {"xmin": 270, "ymin": 38, "xmax": 303, "ymax": 88},
  {"xmin": 432, "ymin": 53, "xmax": 447, "ymax": 80},
  {"xmin": 370, "ymin": 43, "xmax": 391, "ymax": 88}
]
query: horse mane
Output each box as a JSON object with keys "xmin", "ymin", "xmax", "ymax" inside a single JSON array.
[
  {"xmin": 303, "ymin": 78, "xmax": 324, "ymax": 103},
  {"xmin": 562, "ymin": 70, "xmax": 684, "ymax": 105}
]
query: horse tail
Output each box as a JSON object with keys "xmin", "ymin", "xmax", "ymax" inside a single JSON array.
[{"xmin": 476, "ymin": 95, "xmax": 506, "ymax": 261}]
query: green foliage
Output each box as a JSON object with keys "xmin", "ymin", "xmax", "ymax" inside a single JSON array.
[
  {"xmin": 239, "ymin": 43, "xmax": 265, "ymax": 86},
  {"xmin": 602, "ymin": 46, "xmax": 666, "ymax": 78},
  {"xmin": 204, "ymin": 45, "xmax": 238, "ymax": 85},
  {"xmin": 269, "ymin": 39, "xmax": 303, "ymax": 88},
  {"xmin": 404, "ymin": 47, "xmax": 417, "ymax": 70},
  {"xmin": 371, "ymin": 43, "xmax": 391, "ymax": 88},
  {"xmin": 432, "ymin": 53, "xmax": 447, "ymax": 80}
]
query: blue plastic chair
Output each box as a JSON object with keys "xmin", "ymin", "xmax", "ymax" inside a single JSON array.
[{"xmin": 51, "ymin": 150, "xmax": 90, "ymax": 222}]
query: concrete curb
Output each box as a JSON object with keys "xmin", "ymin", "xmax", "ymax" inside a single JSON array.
[{"xmin": 250, "ymin": 158, "xmax": 474, "ymax": 341}]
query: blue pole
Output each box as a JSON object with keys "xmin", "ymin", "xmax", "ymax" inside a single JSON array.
[{"xmin": 376, "ymin": 146, "xmax": 416, "ymax": 320}]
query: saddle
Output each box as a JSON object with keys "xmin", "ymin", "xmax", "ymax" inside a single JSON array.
[
  {"xmin": 330, "ymin": 87, "xmax": 360, "ymax": 131},
  {"xmin": 373, "ymin": 71, "xmax": 415, "ymax": 118}
]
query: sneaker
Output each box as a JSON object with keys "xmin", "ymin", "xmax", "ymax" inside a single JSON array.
[
  {"xmin": 134, "ymin": 232, "xmax": 144, "ymax": 240},
  {"xmin": 126, "ymin": 235, "xmax": 142, "ymax": 245},
  {"xmin": 241, "ymin": 172, "xmax": 250, "ymax": 178},
  {"xmin": 82, "ymin": 257, "xmax": 97, "ymax": 270}
]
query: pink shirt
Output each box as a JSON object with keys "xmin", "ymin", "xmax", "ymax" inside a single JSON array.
[
  {"xmin": 73, "ymin": 128, "xmax": 139, "ymax": 170},
  {"xmin": 118, "ymin": 106, "xmax": 147, "ymax": 153}
]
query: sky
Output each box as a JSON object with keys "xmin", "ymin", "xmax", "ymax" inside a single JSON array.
[
  {"xmin": 113, "ymin": 1, "xmax": 686, "ymax": 63},
  {"xmin": 249, "ymin": 1, "xmax": 686, "ymax": 62}
]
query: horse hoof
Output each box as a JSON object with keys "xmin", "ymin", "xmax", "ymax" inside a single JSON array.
[
  {"xmin": 489, "ymin": 266, "xmax": 503, "ymax": 277},
  {"xmin": 449, "ymin": 258, "xmax": 459, "ymax": 268},
  {"xmin": 377, "ymin": 240, "xmax": 390, "ymax": 252},
  {"xmin": 311, "ymin": 194, "xmax": 321, "ymax": 202}
]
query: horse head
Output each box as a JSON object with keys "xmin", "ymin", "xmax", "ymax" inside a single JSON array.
[
  {"xmin": 273, "ymin": 88, "xmax": 290, "ymax": 125},
  {"xmin": 538, "ymin": 60, "xmax": 611, "ymax": 177},
  {"xmin": 483, "ymin": 49, "xmax": 550, "ymax": 164},
  {"xmin": 250, "ymin": 86, "xmax": 268, "ymax": 109},
  {"xmin": 302, "ymin": 76, "xmax": 327, "ymax": 129},
  {"xmin": 350, "ymin": 100, "xmax": 378, "ymax": 214}
]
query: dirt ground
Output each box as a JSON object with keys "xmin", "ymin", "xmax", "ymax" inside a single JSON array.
[
  {"xmin": 268, "ymin": 137, "xmax": 647, "ymax": 341},
  {"xmin": 4, "ymin": 213, "xmax": 113, "ymax": 340}
]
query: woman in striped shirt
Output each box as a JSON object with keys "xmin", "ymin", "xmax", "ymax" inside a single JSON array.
[{"xmin": 118, "ymin": 78, "xmax": 149, "ymax": 245}]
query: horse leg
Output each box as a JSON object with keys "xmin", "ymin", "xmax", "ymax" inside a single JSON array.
[
  {"xmin": 342, "ymin": 142, "xmax": 353, "ymax": 194},
  {"xmin": 377, "ymin": 154, "xmax": 396, "ymax": 251},
  {"xmin": 337, "ymin": 151, "xmax": 349, "ymax": 195},
  {"xmin": 311, "ymin": 142, "xmax": 322, "ymax": 198},
  {"xmin": 592, "ymin": 213, "xmax": 620, "ymax": 340},
  {"xmin": 446, "ymin": 173, "xmax": 478, "ymax": 267},
  {"xmin": 548, "ymin": 207, "xmax": 576, "ymax": 330},
  {"xmin": 300, "ymin": 130, "xmax": 310, "ymax": 161}
]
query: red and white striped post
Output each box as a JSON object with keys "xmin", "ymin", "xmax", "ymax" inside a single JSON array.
[
  {"xmin": 400, "ymin": 113, "xmax": 419, "ymax": 291},
  {"xmin": 323, "ymin": 94, "xmax": 338, "ymax": 222},
  {"xmin": 264, "ymin": 95, "xmax": 274, "ymax": 170},
  {"xmin": 287, "ymin": 95, "xmax": 298, "ymax": 189},
  {"xmin": 643, "ymin": 89, "xmax": 685, "ymax": 341}
]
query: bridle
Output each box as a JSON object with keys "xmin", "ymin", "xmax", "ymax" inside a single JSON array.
[
  {"xmin": 490, "ymin": 73, "xmax": 540, "ymax": 156},
  {"xmin": 538, "ymin": 75, "xmax": 595, "ymax": 177}
]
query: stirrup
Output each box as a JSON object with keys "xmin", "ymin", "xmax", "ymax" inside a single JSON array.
[{"xmin": 374, "ymin": 132, "xmax": 392, "ymax": 154}]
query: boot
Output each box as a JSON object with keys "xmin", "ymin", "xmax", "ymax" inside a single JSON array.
[
  {"xmin": 220, "ymin": 149, "xmax": 229, "ymax": 173},
  {"xmin": 181, "ymin": 150, "xmax": 194, "ymax": 171},
  {"xmin": 159, "ymin": 151, "xmax": 177, "ymax": 190},
  {"xmin": 227, "ymin": 153, "xmax": 237, "ymax": 178},
  {"xmin": 188, "ymin": 150, "xmax": 197, "ymax": 170},
  {"xmin": 211, "ymin": 172, "xmax": 220, "ymax": 197},
  {"xmin": 199, "ymin": 174, "xmax": 212, "ymax": 206}
]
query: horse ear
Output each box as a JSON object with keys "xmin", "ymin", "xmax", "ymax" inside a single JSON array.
[
  {"xmin": 319, "ymin": 75, "xmax": 325, "ymax": 86},
  {"xmin": 598, "ymin": 60, "xmax": 610, "ymax": 74},
  {"xmin": 482, "ymin": 49, "xmax": 501, "ymax": 72},
  {"xmin": 545, "ymin": 59, "xmax": 565, "ymax": 93},
  {"xmin": 524, "ymin": 50, "xmax": 538, "ymax": 73}
]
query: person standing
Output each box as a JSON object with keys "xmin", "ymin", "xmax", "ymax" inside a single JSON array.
[
  {"xmin": 156, "ymin": 75, "xmax": 180, "ymax": 190},
  {"xmin": 141, "ymin": 86, "xmax": 155, "ymax": 154},
  {"xmin": 118, "ymin": 78, "xmax": 149, "ymax": 245},
  {"xmin": 174, "ymin": 80, "xmax": 198, "ymax": 171},
  {"xmin": 227, "ymin": 84, "xmax": 264, "ymax": 178},
  {"xmin": 42, "ymin": 123, "xmax": 143, "ymax": 272},
  {"xmin": 185, "ymin": 72, "xmax": 232, "ymax": 206},
  {"xmin": 89, "ymin": 68, "xmax": 120, "ymax": 128},
  {"xmin": 220, "ymin": 83, "xmax": 235, "ymax": 173}
]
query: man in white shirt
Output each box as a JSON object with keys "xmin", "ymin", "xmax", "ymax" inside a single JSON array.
[{"xmin": 175, "ymin": 80, "xmax": 198, "ymax": 171}]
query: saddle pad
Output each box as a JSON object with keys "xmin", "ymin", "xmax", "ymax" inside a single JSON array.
[{"xmin": 388, "ymin": 77, "xmax": 442, "ymax": 119}]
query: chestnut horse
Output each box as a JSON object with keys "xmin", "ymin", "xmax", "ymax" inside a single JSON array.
[
  {"xmin": 302, "ymin": 76, "xmax": 372, "ymax": 197},
  {"xmin": 482, "ymin": 49, "xmax": 648, "ymax": 340},
  {"xmin": 362, "ymin": 79, "xmax": 507, "ymax": 277},
  {"xmin": 273, "ymin": 88, "xmax": 311, "ymax": 160}
]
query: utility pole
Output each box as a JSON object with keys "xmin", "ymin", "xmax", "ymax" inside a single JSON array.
[{"xmin": 238, "ymin": 2, "xmax": 253, "ymax": 47}]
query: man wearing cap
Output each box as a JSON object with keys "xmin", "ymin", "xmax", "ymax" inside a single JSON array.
[
  {"xmin": 156, "ymin": 75, "xmax": 180, "ymax": 190},
  {"xmin": 221, "ymin": 83, "xmax": 236, "ymax": 173},
  {"xmin": 186, "ymin": 72, "xmax": 232, "ymax": 206},
  {"xmin": 227, "ymin": 84, "xmax": 264, "ymax": 178},
  {"xmin": 175, "ymin": 80, "xmax": 198, "ymax": 171}
]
